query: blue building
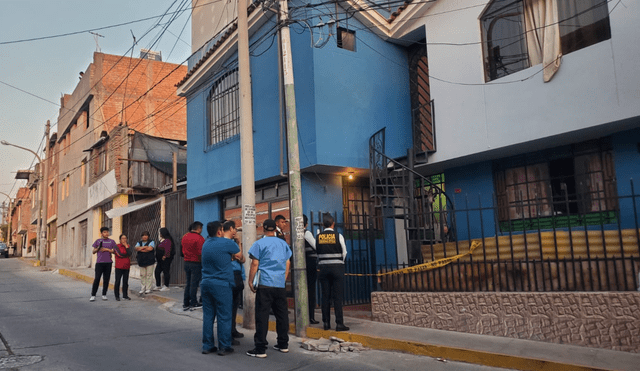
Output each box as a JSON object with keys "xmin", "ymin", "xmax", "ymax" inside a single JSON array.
[{"xmin": 178, "ymin": 0, "xmax": 640, "ymax": 294}]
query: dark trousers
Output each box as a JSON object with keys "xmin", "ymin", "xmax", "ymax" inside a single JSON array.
[
  {"xmin": 183, "ymin": 261, "xmax": 202, "ymax": 307},
  {"xmin": 232, "ymin": 271, "xmax": 244, "ymax": 331},
  {"xmin": 202, "ymin": 282, "xmax": 233, "ymax": 351},
  {"xmin": 306, "ymin": 255, "xmax": 318, "ymax": 320},
  {"xmin": 318, "ymin": 263, "xmax": 345, "ymax": 325},
  {"xmin": 154, "ymin": 258, "xmax": 172, "ymax": 287},
  {"xmin": 91, "ymin": 262, "xmax": 112, "ymax": 296},
  {"xmin": 114, "ymin": 268, "xmax": 130, "ymax": 298},
  {"xmin": 254, "ymin": 286, "xmax": 289, "ymax": 352}
]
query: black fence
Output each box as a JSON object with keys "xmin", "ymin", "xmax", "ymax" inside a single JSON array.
[{"xmin": 378, "ymin": 180, "xmax": 640, "ymax": 293}]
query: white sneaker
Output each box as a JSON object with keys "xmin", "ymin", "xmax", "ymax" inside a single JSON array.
[
  {"xmin": 89, "ymin": 296, "xmax": 96, "ymax": 302},
  {"xmin": 145, "ymin": 290, "xmax": 152, "ymax": 294},
  {"xmin": 102, "ymin": 295, "xmax": 108, "ymax": 301},
  {"xmin": 139, "ymin": 290, "xmax": 145, "ymax": 295},
  {"xmin": 159, "ymin": 286, "xmax": 170, "ymax": 292},
  {"xmin": 153, "ymin": 286, "xmax": 161, "ymax": 291}
]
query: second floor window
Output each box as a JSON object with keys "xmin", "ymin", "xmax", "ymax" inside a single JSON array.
[
  {"xmin": 207, "ymin": 69, "xmax": 240, "ymax": 148},
  {"xmin": 481, "ymin": 0, "xmax": 611, "ymax": 81}
]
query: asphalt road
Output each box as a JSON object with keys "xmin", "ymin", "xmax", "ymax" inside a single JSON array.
[{"xmin": 0, "ymin": 258, "xmax": 509, "ymax": 371}]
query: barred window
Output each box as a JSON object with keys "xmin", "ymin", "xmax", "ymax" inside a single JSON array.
[{"xmin": 207, "ymin": 69, "xmax": 240, "ymax": 147}]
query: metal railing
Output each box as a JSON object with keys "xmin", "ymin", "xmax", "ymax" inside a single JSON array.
[{"xmin": 378, "ymin": 180, "xmax": 640, "ymax": 292}]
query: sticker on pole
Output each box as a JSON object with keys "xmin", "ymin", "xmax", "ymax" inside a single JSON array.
[
  {"xmin": 295, "ymin": 216, "xmax": 304, "ymax": 241},
  {"xmin": 243, "ymin": 205, "xmax": 256, "ymax": 225}
]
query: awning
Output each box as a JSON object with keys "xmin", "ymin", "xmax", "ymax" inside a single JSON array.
[{"xmin": 105, "ymin": 197, "xmax": 161, "ymax": 219}]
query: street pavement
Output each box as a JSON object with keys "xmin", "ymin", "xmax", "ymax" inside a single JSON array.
[{"xmin": 0, "ymin": 257, "xmax": 510, "ymax": 371}]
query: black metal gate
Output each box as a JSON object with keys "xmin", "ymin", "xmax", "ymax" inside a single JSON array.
[
  {"xmin": 165, "ymin": 189, "xmax": 194, "ymax": 286},
  {"xmin": 308, "ymin": 210, "xmax": 377, "ymax": 306}
]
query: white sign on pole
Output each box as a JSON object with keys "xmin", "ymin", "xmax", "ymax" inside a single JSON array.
[
  {"xmin": 294, "ymin": 216, "xmax": 304, "ymax": 241},
  {"xmin": 243, "ymin": 204, "xmax": 256, "ymax": 225}
]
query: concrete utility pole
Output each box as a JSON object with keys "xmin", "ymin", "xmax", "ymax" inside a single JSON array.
[
  {"xmin": 1, "ymin": 139, "xmax": 45, "ymax": 265},
  {"xmin": 41, "ymin": 120, "xmax": 50, "ymax": 266},
  {"xmin": 279, "ymin": 0, "xmax": 308, "ymax": 337},
  {"xmin": 238, "ymin": 0, "xmax": 257, "ymax": 330}
]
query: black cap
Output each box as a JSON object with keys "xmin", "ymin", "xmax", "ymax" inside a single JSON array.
[{"xmin": 263, "ymin": 219, "xmax": 277, "ymax": 231}]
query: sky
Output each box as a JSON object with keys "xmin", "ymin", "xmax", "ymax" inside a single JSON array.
[{"xmin": 0, "ymin": 0, "xmax": 193, "ymax": 206}]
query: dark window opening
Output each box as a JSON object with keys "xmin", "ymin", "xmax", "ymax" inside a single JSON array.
[
  {"xmin": 337, "ymin": 27, "xmax": 356, "ymax": 52},
  {"xmin": 481, "ymin": 0, "xmax": 611, "ymax": 82}
]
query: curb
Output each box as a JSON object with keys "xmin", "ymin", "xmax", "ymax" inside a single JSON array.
[
  {"xmin": 304, "ymin": 327, "xmax": 609, "ymax": 371},
  {"xmin": 52, "ymin": 263, "xmax": 614, "ymax": 371}
]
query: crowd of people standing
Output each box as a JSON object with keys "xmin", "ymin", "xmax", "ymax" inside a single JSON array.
[{"xmin": 87, "ymin": 212, "xmax": 349, "ymax": 359}]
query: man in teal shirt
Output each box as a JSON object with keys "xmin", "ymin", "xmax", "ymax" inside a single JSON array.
[
  {"xmin": 246, "ymin": 219, "xmax": 291, "ymax": 358},
  {"xmin": 201, "ymin": 221, "xmax": 239, "ymax": 356}
]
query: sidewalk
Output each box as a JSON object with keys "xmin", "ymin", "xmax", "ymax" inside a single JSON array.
[{"xmin": 29, "ymin": 258, "xmax": 640, "ymax": 371}]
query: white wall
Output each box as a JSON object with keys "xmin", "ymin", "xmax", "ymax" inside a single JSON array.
[
  {"xmin": 191, "ymin": 0, "xmax": 238, "ymax": 53},
  {"xmin": 420, "ymin": 0, "xmax": 640, "ymax": 165}
]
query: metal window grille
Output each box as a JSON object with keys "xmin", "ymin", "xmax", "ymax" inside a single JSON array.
[{"xmin": 207, "ymin": 69, "xmax": 240, "ymax": 147}]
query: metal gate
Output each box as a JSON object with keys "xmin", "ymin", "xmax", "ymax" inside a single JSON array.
[{"xmin": 165, "ymin": 189, "xmax": 194, "ymax": 285}]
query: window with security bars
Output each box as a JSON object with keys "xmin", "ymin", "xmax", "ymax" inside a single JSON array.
[
  {"xmin": 494, "ymin": 138, "xmax": 617, "ymax": 231},
  {"xmin": 207, "ymin": 69, "xmax": 240, "ymax": 148},
  {"xmin": 101, "ymin": 201, "xmax": 113, "ymax": 231}
]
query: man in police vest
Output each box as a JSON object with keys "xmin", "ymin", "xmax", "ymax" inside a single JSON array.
[{"xmin": 316, "ymin": 213, "xmax": 349, "ymax": 331}]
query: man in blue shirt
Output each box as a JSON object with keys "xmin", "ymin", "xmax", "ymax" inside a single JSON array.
[
  {"xmin": 246, "ymin": 219, "xmax": 292, "ymax": 358},
  {"xmin": 201, "ymin": 221, "xmax": 240, "ymax": 356}
]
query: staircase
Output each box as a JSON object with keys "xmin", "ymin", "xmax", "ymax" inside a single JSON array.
[{"xmin": 369, "ymin": 128, "xmax": 454, "ymax": 266}]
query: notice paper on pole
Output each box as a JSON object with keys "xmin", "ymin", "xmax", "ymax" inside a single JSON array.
[
  {"xmin": 294, "ymin": 216, "xmax": 304, "ymax": 241},
  {"xmin": 243, "ymin": 204, "xmax": 256, "ymax": 225}
]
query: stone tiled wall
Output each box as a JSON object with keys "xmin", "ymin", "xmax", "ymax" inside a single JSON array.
[{"xmin": 371, "ymin": 292, "xmax": 640, "ymax": 353}]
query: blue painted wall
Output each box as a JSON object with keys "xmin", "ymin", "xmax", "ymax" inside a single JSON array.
[
  {"xmin": 187, "ymin": 13, "xmax": 413, "ymax": 201},
  {"xmin": 444, "ymin": 161, "xmax": 497, "ymax": 241},
  {"xmin": 193, "ymin": 196, "xmax": 221, "ymax": 228},
  {"xmin": 312, "ymin": 20, "xmax": 412, "ymax": 166},
  {"xmin": 612, "ymin": 127, "xmax": 640, "ymax": 229}
]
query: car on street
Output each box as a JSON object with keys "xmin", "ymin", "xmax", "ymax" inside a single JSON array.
[{"xmin": 0, "ymin": 242, "xmax": 8, "ymax": 258}]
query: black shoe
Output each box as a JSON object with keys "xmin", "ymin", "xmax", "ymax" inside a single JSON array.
[
  {"xmin": 218, "ymin": 348, "xmax": 234, "ymax": 356},
  {"xmin": 246, "ymin": 348, "xmax": 267, "ymax": 358},
  {"xmin": 183, "ymin": 305, "xmax": 191, "ymax": 311},
  {"xmin": 115, "ymin": 297, "xmax": 121, "ymax": 301},
  {"xmin": 232, "ymin": 331, "xmax": 244, "ymax": 339},
  {"xmin": 323, "ymin": 322, "xmax": 331, "ymax": 330},
  {"xmin": 202, "ymin": 347, "xmax": 218, "ymax": 354},
  {"xmin": 123, "ymin": 296, "xmax": 131, "ymax": 300},
  {"xmin": 191, "ymin": 303, "xmax": 203, "ymax": 311},
  {"xmin": 309, "ymin": 319, "xmax": 319, "ymax": 324},
  {"xmin": 232, "ymin": 339, "xmax": 240, "ymax": 346},
  {"xmin": 335, "ymin": 324, "xmax": 350, "ymax": 332}
]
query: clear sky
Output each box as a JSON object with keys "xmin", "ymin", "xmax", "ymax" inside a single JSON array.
[{"xmin": 0, "ymin": 0, "xmax": 193, "ymax": 205}]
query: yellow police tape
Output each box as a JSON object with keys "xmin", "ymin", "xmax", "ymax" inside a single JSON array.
[{"xmin": 344, "ymin": 240, "xmax": 482, "ymax": 277}]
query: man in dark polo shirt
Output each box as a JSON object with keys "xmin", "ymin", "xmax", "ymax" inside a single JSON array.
[{"xmin": 316, "ymin": 213, "xmax": 349, "ymax": 331}]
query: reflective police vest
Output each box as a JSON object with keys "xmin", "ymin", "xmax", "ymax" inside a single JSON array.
[{"xmin": 316, "ymin": 230, "xmax": 343, "ymax": 265}]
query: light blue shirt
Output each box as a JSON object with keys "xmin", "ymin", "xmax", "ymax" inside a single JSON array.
[{"xmin": 248, "ymin": 236, "xmax": 292, "ymax": 288}]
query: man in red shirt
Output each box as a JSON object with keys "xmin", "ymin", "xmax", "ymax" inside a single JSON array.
[{"xmin": 182, "ymin": 221, "xmax": 205, "ymax": 311}]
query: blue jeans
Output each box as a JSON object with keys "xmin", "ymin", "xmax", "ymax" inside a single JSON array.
[
  {"xmin": 201, "ymin": 281, "xmax": 233, "ymax": 351},
  {"xmin": 183, "ymin": 261, "xmax": 201, "ymax": 307}
]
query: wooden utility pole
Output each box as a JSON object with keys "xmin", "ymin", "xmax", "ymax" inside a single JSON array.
[
  {"xmin": 238, "ymin": 0, "xmax": 257, "ymax": 330},
  {"xmin": 279, "ymin": 0, "xmax": 308, "ymax": 337}
]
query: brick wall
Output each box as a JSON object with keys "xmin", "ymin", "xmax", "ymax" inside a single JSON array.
[
  {"xmin": 371, "ymin": 291, "xmax": 640, "ymax": 353},
  {"xmin": 95, "ymin": 53, "xmax": 187, "ymax": 141}
]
